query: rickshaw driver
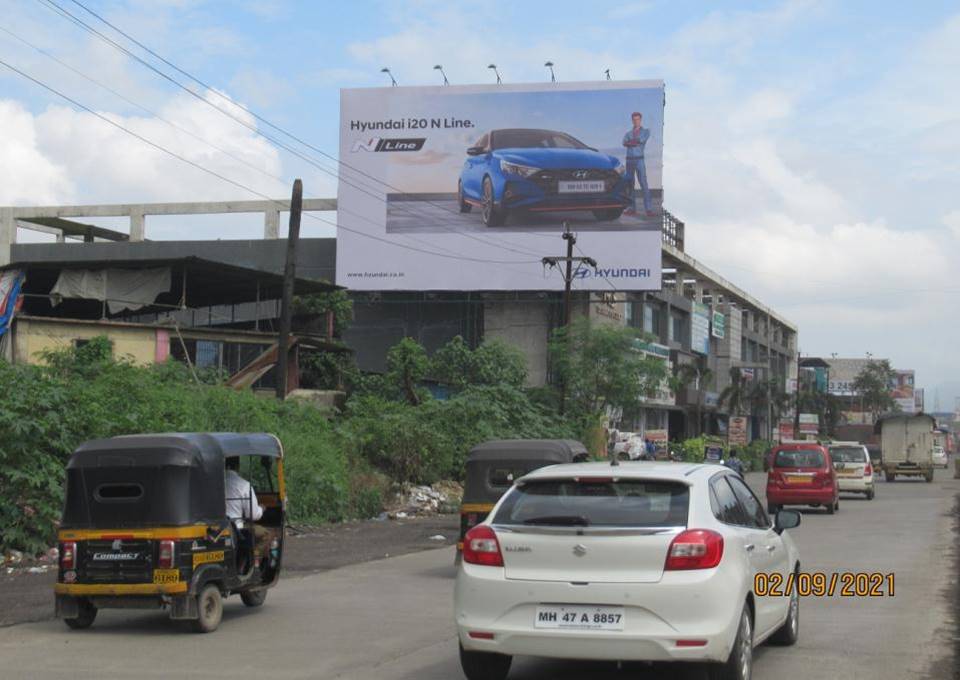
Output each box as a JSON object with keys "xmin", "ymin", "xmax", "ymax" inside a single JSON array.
[{"xmin": 224, "ymin": 457, "xmax": 269, "ymax": 569}]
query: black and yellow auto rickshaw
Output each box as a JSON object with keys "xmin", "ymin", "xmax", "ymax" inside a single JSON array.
[
  {"xmin": 54, "ymin": 432, "xmax": 286, "ymax": 633},
  {"xmin": 457, "ymin": 439, "xmax": 588, "ymax": 557}
]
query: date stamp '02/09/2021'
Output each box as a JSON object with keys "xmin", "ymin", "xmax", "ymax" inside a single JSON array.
[{"xmin": 755, "ymin": 572, "xmax": 895, "ymax": 598}]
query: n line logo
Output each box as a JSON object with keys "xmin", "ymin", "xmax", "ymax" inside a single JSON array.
[{"xmin": 351, "ymin": 137, "xmax": 426, "ymax": 153}]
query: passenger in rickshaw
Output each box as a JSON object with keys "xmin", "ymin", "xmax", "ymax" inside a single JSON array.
[{"xmin": 225, "ymin": 456, "xmax": 269, "ymax": 572}]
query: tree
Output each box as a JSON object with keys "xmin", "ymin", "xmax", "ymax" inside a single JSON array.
[
  {"xmin": 385, "ymin": 338, "xmax": 429, "ymax": 406},
  {"xmin": 747, "ymin": 378, "xmax": 792, "ymax": 439},
  {"xmin": 291, "ymin": 290, "xmax": 353, "ymax": 337},
  {"xmin": 718, "ymin": 367, "xmax": 750, "ymax": 416},
  {"xmin": 671, "ymin": 363, "xmax": 713, "ymax": 437},
  {"xmin": 853, "ymin": 360, "xmax": 896, "ymax": 421},
  {"xmin": 548, "ymin": 319, "xmax": 668, "ymax": 425},
  {"xmin": 429, "ymin": 336, "xmax": 527, "ymax": 391}
]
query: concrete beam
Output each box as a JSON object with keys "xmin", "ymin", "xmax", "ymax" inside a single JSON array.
[
  {"xmin": 6, "ymin": 198, "xmax": 336, "ymax": 219},
  {"xmin": 129, "ymin": 209, "xmax": 145, "ymax": 242},
  {"xmin": 0, "ymin": 207, "xmax": 14, "ymax": 267},
  {"xmin": 264, "ymin": 209, "xmax": 280, "ymax": 239}
]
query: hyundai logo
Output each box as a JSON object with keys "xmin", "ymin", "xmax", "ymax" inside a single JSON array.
[
  {"xmin": 572, "ymin": 544, "xmax": 587, "ymax": 557},
  {"xmin": 572, "ymin": 170, "xmax": 590, "ymax": 179}
]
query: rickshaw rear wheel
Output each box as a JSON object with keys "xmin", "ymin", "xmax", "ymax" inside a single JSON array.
[
  {"xmin": 191, "ymin": 584, "xmax": 223, "ymax": 633},
  {"xmin": 64, "ymin": 599, "xmax": 97, "ymax": 629},
  {"xmin": 240, "ymin": 589, "xmax": 267, "ymax": 607}
]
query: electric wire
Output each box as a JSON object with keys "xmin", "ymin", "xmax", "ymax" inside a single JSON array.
[
  {"xmin": 0, "ymin": 55, "xmax": 543, "ymax": 268},
  {"xmin": 63, "ymin": 0, "xmax": 560, "ymax": 241},
  {"xmin": 0, "ymin": 23, "xmax": 490, "ymax": 263},
  {"xmin": 35, "ymin": 0, "xmax": 548, "ymax": 257}
]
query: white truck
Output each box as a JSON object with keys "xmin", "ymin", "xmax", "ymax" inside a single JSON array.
[{"xmin": 878, "ymin": 413, "xmax": 937, "ymax": 482}]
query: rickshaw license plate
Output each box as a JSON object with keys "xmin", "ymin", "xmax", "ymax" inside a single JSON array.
[{"xmin": 153, "ymin": 569, "xmax": 180, "ymax": 584}]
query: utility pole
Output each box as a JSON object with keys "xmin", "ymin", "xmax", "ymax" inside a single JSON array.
[
  {"xmin": 793, "ymin": 350, "xmax": 802, "ymax": 438},
  {"xmin": 542, "ymin": 222, "xmax": 597, "ymax": 414},
  {"xmin": 276, "ymin": 179, "xmax": 303, "ymax": 400}
]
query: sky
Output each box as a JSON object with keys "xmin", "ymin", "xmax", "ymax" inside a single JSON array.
[{"xmin": 0, "ymin": 0, "xmax": 957, "ymax": 405}]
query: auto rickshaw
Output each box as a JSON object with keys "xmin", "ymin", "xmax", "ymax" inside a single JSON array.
[
  {"xmin": 54, "ymin": 432, "xmax": 286, "ymax": 633},
  {"xmin": 457, "ymin": 439, "xmax": 588, "ymax": 558}
]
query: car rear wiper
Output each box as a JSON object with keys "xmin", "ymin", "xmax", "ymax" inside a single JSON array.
[{"xmin": 522, "ymin": 515, "xmax": 591, "ymax": 526}]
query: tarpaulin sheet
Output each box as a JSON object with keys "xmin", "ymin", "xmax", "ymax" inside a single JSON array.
[
  {"xmin": 0, "ymin": 269, "xmax": 25, "ymax": 337},
  {"xmin": 50, "ymin": 267, "xmax": 171, "ymax": 313}
]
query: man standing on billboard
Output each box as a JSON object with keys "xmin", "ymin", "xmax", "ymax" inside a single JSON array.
[{"xmin": 622, "ymin": 112, "xmax": 653, "ymax": 217}]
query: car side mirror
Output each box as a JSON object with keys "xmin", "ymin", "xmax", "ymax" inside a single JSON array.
[
  {"xmin": 774, "ymin": 509, "xmax": 801, "ymax": 534},
  {"xmin": 466, "ymin": 146, "xmax": 486, "ymax": 156}
]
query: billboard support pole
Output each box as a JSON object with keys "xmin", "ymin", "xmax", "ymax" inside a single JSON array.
[
  {"xmin": 276, "ymin": 178, "xmax": 303, "ymax": 400},
  {"xmin": 543, "ymin": 222, "xmax": 596, "ymax": 415}
]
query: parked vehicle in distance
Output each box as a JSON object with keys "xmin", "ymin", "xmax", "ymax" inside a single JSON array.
[
  {"xmin": 54, "ymin": 433, "xmax": 286, "ymax": 633},
  {"xmin": 458, "ymin": 128, "xmax": 631, "ymax": 226},
  {"xmin": 828, "ymin": 442, "xmax": 875, "ymax": 500},
  {"xmin": 456, "ymin": 462, "xmax": 802, "ymax": 680},
  {"xmin": 457, "ymin": 440, "xmax": 589, "ymax": 561},
  {"xmin": 876, "ymin": 413, "xmax": 937, "ymax": 482},
  {"xmin": 932, "ymin": 445, "xmax": 948, "ymax": 469},
  {"xmin": 766, "ymin": 443, "xmax": 839, "ymax": 515}
]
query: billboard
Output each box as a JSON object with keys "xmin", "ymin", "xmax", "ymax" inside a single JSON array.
[
  {"xmin": 711, "ymin": 310, "xmax": 726, "ymax": 339},
  {"xmin": 891, "ymin": 370, "xmax": 915, "ymax": 413},
  {"xmin": 691, "ymin": 302, "xmax": 710, "ymax": 354},
  {"xmin": 728, "ymin": 416, "xmax": 749, "ymax": 446},
  {"xmin": 337, "ymin": 81, "xmax": 665, "ymax": 290}
]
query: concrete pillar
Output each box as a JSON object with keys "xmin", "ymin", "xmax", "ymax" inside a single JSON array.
[
  {"xmin": 0, "ymin": 207, "xmax": 14, "ymax": 266},
  {"xmin": 129, "ymin": 209, "xmax": 145, "ymax": 242},
  {"xmin": 264, "ymin": 209, "xmax": 280, "ymax": 239},
  {"xmin": 483, "ymin": 300, "xmax": 550, "ymax": 387}
]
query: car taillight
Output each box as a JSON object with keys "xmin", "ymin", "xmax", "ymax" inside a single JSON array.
[
  {"xmin": 864, "ymin": 463, "xmax": 873, "ymax": 476},
  {"xmin": 60, "ymin": 541, "xmax": 76, "ymax": 570},
  {"xmin": 665, "ymin": 529, "xmax": 724, "ymax": 570},
  {"xmin": 158, "ymin": 540, "xmax": 176, "ymax": 569},
  {"xmin": 463, "ymin": 525, "xmax": 503, "ymax": 567}
]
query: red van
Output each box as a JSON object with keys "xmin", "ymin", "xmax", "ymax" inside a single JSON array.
[{"xmin": 766, "ymin": 443, "xmax": 839, "ymax": 515}]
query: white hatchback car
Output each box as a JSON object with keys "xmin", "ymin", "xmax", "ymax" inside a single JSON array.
[
  {"xmin": 933, "ymin": 445, "xmax": 948, "ymax": 469},
  {"xmin": 455, "ymin": 462, "xmax": 802, "ymax": 680},
  {"xmin": 828, "ymin": 443, "xmax": 875, "ymax": 499}
]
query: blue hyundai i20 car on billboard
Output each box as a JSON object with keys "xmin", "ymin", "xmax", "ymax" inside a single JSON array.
[{"xmin": 457, "ymin": 128, "xmax": 631, "ymax": 226}]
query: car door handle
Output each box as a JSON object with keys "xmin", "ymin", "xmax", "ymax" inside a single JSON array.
[
  {"xmin": 766, "ymin": 545, "xmax": 777, "ymax": 552},
  {"xmin": 744, "ymin": 544, "xmax": 755, "ymax": 552}
]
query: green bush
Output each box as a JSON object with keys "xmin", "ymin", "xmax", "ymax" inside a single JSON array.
[{"xmin": 0, "ymin": 334, "xmax": 581, "ymax": 555}]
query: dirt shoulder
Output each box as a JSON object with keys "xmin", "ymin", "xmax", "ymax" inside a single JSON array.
[{"xmin": 0, "ymin": 514, "xmax": 459, "ymax": 628}]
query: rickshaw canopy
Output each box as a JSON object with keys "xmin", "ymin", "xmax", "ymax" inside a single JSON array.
[
  {"xmin": 62, "ymin": 433, "xmax": 282, "ymax": 529},
  {"xmin": 463, "ymin": 439, "xmax": 588, "ymax": 505}
]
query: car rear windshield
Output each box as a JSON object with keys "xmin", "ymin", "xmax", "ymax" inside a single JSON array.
[
  {"xmin": 491, "ymin": 479, "xmax": 689, "ymax": 528},
  {"xmin": 829, "ymin": 447, "xmax": 867, "ymax": 463},
  {"xmin": 775, "ymin": 449, "xmax": 825, "ymax": 468},
  {"xmin": 492, "ymin": 129, "xmax": 588, "ymax": 150}
]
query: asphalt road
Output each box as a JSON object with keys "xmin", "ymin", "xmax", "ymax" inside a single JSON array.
[{"xmin": 1, "ymin": 469, "xmax": 956, "ymax": 680}]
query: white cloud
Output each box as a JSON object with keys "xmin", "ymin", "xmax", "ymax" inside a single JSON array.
[
  {"xmin": 944, "ymin": 211, "xmax": 960, "ymax": 239},
  {"xmin": 0, "ymin": 89, "xmax": 292, "ymax": 242},
  {"xmin": 0, "ymin": 100, "xmax": 75, "ymax": 205}
]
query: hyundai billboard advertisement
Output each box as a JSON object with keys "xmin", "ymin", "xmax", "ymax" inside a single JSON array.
[{"xmin": 337, "ymin": 81, "xmax": 664, "ymax": 290}]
